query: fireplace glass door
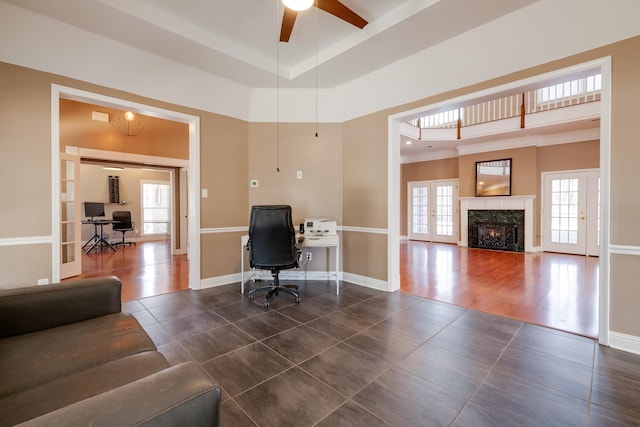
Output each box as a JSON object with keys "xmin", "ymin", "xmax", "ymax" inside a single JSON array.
[{"xmin": 408, "ymin": 180, "xmax": 458, "ymax": 243}]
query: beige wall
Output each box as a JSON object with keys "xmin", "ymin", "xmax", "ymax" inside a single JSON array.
[
  {"xmin": 538, "ymin": 140, "xmax": 599, "ymax": 172},
  {"xmin": 60, "ymin": 99, "xmax": 189, "ymax": 159},
  {"xmin": 246, "ymin": 122, "xmax": 342, "ymax": 271},
  {"xmin": 607, "ymin": 37, "xmax": 640, "ymax": 336},
  {"xmin": 342, "ymin": 112, "xmax": 390, "ymax": 281}
]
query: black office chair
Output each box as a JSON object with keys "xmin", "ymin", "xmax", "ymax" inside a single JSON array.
[
  {"xmin": 247, "ymin": 205, "xmax": 300, "ymax": 309},
  {"xmin": 112, "ymin": 211, "xmax": 136, "ymax": 247}
]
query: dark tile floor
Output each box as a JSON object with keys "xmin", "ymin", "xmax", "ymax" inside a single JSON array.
[{"xmin": 122, "ymin": 281, "xmax": 640, "ymax": 426}]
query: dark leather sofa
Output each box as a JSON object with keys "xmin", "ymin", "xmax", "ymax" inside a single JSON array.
[{"xmin": 0, "ymin": 276, "xmax": 220, "ymax": 426}]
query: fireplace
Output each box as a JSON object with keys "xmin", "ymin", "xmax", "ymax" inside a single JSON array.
[
  {"xmin": 459, "ymin": 196, "xmax": 535, "ymax": 252},
  {"xmin": 468, "ymin": 210, "xmax": 524, "ymax": 252}
]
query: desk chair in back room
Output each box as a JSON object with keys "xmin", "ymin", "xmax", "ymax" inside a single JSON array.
[
  {"xmin": 112, "ymin": 211, "xmax": 136, "ymax": 247},
  {"xmin": 247, "ymin": 205, "xmax": 300, "ymax": 309}
]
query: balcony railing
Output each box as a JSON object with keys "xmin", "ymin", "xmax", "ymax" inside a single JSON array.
[{"xmin": 408, "ymin": 73, "xmax": 601, "ymax": 131}]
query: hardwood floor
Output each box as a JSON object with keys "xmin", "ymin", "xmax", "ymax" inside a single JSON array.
[
  {"xmin": 72, "ymin": 240, "xmax": 599, "ymax": 338},
  {"xmin": 71, "ymin": 241, "xmax": 189, "ymax": 302},
  {"xmin": 401, "ymin": 241, "xmax": 599, "ymax": 338}
]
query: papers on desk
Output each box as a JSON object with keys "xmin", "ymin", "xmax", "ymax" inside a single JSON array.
[
  {"xmin": 301, "ymin": 218, "xmax": 338, "ymax": 246},
  {"xmin": 304, "ymin": 218, "xmax": 336, "ymax": 235},
  {"xmin": 301, "ymin": 235, "xmax": 339, "ymax": 246}
]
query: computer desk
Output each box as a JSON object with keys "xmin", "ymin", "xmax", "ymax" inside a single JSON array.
[
  {"xmin": 82, "ymin": 219, "xmax": 118, "ymax": 254},
  {"xmin": 240, "ymin": 233, "xmax": 340, "ymax": 295}
]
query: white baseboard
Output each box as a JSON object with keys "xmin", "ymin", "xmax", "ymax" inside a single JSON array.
[
  {"xmin": 199, "ymin": 273, "xmax": 241, "ymax": 289},
  {"xmin": 608, "ymin": 331, "xmax": 640, "ymax": 355},
  {"xmin": 252, "ymin": 270, "xmax": 340, "ymax": 282},
  {"xmin": 341, "ymin": 272, "xmax": 389, "ymax": 292},
  {"xmin": 199, "ymin": 270, "xmax": 391, "ymax": 293},
  {"xmin": 199, "ymin": 270, "xmax": 343, "ymax": 291}
]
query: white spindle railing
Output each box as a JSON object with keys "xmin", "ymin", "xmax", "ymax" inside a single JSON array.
[{"xmin": 408, "ymin": 73, "xmax": 601, "ymax": 131}]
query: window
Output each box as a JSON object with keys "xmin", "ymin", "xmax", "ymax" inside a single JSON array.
[
  {"xmin": 537, "ymin": 74, "xmax": 601, "ymax": 103},
  {"xmin": 409, "ymin": 108, "xmax": 462, "ymax": 129},
  {"xmin": 141, "ymin": 180, "xmax": 170, "ymax": 235},
  {"xmin": 412, "ymin": 186, "xmax": 428, "ymax": 234}
]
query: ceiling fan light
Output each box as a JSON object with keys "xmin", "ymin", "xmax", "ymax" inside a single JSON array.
[{"xmin": 282, "ymin": 0, "xmax": 314, "ymax": 12}]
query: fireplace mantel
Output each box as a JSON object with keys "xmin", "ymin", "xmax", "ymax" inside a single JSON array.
[{"xmin": 459, "ymin": 195, "xmax": 536, "ymax": 252}]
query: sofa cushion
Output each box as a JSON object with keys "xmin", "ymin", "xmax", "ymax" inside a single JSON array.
[
  {"xmin": 15, "ymin": 362, "xmax": 220, "ymax": 427},
  {"xmin": 0, "ymin": 276, "xmax": 121, "ymax": 338},
  {"xmin": 0, "ymin": 313, "xmax": 156, "ymax": 398},
  {"xmin": 0, "ymin": 351, "xmax": 170, "ymax": 426}
]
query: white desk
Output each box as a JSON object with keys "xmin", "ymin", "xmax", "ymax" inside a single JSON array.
[{"xmin": 240, "ymin": 234, "xmax": 340, "ymax": 295}]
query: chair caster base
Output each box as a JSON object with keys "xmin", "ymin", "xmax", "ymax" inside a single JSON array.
[{"xmin": 247, "ymin": 284, "xmax": 299, "ymax": 309}]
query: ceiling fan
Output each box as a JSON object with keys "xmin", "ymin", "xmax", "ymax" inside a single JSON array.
[{"xmin": 280, "ymin": 0, "xmax": 368, "ymax": 42}]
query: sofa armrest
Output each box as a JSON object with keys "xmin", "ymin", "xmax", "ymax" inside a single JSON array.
[
  {"xmin": 0, "ymin": 276, "xmax": 122, "ymax": 338},
  {"xmin": 17, "ymin": 362, "xmax": 221, "ymax": 427}
]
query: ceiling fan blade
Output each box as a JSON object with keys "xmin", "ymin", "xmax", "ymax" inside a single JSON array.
[
  {"xmin": 316, "ymin": 0, "xmax": 368, "ymax": 29},
  {"xmin": 280, "ymin": 8, "xmax": 298, "ymax": 42}
]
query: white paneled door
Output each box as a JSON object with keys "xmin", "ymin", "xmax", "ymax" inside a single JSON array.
[
  {"xmin": 60, "ymin": 152, "xmax": 82, "ymax": 279},
  {"xmin": 408, "ymin": 180, "xmax": 458, "ymax": 244},
  {"xmin": 542, "ymin": 170, "xmax": 599, "ymax": 256}
]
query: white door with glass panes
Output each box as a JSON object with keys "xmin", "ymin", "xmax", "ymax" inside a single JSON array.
[
  {"xmin": 60, "ymin": 152, "xmax": 82, "ymax": 279},
  {"xmin": 408, "ymin": 180, "xmax": 458, "ymax": 244},
  {"xmin": 542, "ymin": 170, "xmax": 599, "ymax": 256}
]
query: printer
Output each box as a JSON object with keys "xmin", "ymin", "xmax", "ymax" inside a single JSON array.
[{"xmin": 302, "ymin": 218, "xmax": 338, "ymax": 246}]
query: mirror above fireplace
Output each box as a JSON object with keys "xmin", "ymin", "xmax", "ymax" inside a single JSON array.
[{"xmin": 475, "ymin": 158, "xmax": 511, "ymax": 196}]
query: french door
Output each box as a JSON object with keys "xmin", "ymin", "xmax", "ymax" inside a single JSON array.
[
  {"xmin": 60, "ymin": 152, "xmax": 82, "ymax": 279},
  {"xmin": 408, "ymin": 179, "xmax": 458, "ymax": 244},
  {"xmin": 542, "ymin": 169, "xmax": 599, "ymax": 256}
]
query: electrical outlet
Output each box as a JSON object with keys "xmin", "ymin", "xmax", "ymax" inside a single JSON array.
[{"xmin": 306, "ymin": 252, "xmax": 312, "ymax": 261}]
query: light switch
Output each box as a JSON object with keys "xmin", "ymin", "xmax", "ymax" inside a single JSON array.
[
  {"xmin": 297, "ymin": 170, "xmax": 303, "ymax": 180},
  {"xmin": 201, "ymin": 189, "xmax": 208, "ymax": 198},
  {"xmin": 250, "ymin": 179, "xmax": 259, "ymax": 188}
]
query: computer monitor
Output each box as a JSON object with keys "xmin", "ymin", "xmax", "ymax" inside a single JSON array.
[{"xmin": 84, "ymin": 202, "xmax": 105, "ymax": 219}]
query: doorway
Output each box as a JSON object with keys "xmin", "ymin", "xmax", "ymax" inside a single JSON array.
[
  {"xmin": 542, "ymin": 169, "xmax": 600, "ymax": 256},
  {"xmin": 51, "ymin": 85, "xmax": 202, "ymax": 292},
  {"xmin": 388, "ymin": 58, "xmax": 611, "ymax": 343},
  {"xmin": 407, "ymin": 179, "xmax": 459, "ymax": 243}
]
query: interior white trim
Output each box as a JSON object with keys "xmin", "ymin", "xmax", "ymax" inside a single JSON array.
[
  {"xmin": 388, "ymin": 57, "xmax": 612, "ymax": 345},
  {"xmin": 51, "ymin": 84, "xmax": 202, "ymax": 291},
  {"xmin": 201, "ymin": 227, "xmax": 248, "ymax": 234},
  {"xmin": 341, "ymin": 226, "xmax": 388, "ymax": 234},
  {"xmin": 610, "ymin": 245, "xmax": 640, "ymax": 256},
  {"xmin": 200, "ymin": 273, "xmax": 241, "ymax": 290},
  {"xmin": 76, "ymin": 148, "xmax": 189, "ymax": 168},
  {"xmin": 341, "ymin": 272, "xmax": 388, "ymax": 292},
  {"xmin": 598, "ymin": 57, "xmax": 612, "ymax": 345},
  {"xmin": 0, "ymin": 236, "xmax": 52, "ymax": 246},
  {"xmin": 609, "ymin": 331, "xmax": 640, "ymax": 356}
]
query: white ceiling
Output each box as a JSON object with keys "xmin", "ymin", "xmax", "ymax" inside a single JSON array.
[{"xmin": 2, "ymin": 0, "xmax": 539, "ymax": 88}]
